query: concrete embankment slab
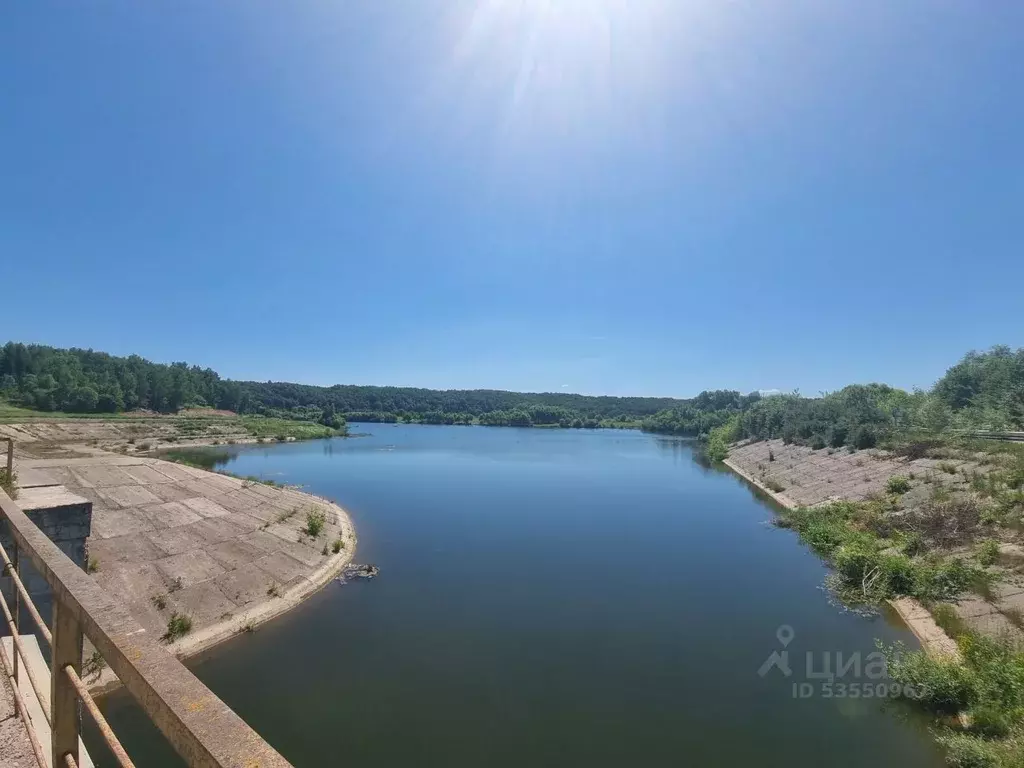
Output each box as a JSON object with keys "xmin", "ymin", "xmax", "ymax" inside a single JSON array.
[
  {"xmin": 723, "ymin": 448, "xmax": 961, "ymax": 660},
  {"xmin": 13, "ymin": 449, "xmax": 357, "ymax": 690}
]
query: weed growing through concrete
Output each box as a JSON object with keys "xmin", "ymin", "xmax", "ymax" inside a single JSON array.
[
  {"xmin": 83, "ymin": 651, "xmax": 106, "ymax": 681},
  {"xmin": 886, "ymin": 475, "xmax": 912, "ymax": 495},
  {"xmin": 162, "ymin": 612, "xmax": 192, "ymax": 642},
  {"xmin": 304, "ymin": 507, "xmax": 327, "ymax": 538},
  {"xmin": 276, "ymin": 507, "xmax": 299, "ymax": 524},
  {"xmin": 976, "ymin": 539, "xmax": 1001, "ymax": 567},
  {"xmin": 0, "ymin": 467, "xmax": 18, "ymax": 500}
]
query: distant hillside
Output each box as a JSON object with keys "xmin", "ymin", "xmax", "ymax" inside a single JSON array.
[
  {"xmin": 0, "ymin": 342, "xmax": 688, "ymax": 427},
  {"xmin": 677, "ymin": 346, "xmax": 1024, "ymax": 459},
  {"xmin": 5, "ymin": 341, "xmax": 1018, "ymax": 438}
]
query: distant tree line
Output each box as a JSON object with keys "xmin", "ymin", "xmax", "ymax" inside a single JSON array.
[
  {"xmin": 0, "ymin": 342, "xmax": 247, "ymax": 414},
  {"xmin": 4, "ymin": 342, "xmax": 1020, "ymax": 442},
  {"xmin": 0, "ymin": 342, "xmax": 685, "ymax": 427},
  {"xmin": 639, "ymin": 390, "xmax": 763, "ymax": 436},
  {"xmin": 643, "ymin": 346, "xmax": 1024, "ymax": 453}
]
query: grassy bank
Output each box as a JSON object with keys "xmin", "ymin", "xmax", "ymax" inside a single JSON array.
[
  {"xmin": 884, "ymin": 632, "xmax": 1024, "ymax": 766},
  {"xmin": 777, "ymin": 499, "xmax": 985, "ymax": 604},
  {"xmin": 238, "ymin": 416, "xmax": 340, "ymax": 440},
  {"xmin": 765, "ymin": 438, "xmax": 1024, "ymax": 766}
]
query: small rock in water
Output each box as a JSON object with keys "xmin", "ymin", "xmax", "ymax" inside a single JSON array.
[{"xmin": 338, "ymin": 564, "xmax": 380, "ymax": 583}]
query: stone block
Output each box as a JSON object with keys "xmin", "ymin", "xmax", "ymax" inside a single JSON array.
[
  {"xmin": 96, "ymin": 484, "xmax": 163, "ymax": 508},
  {"xmin": 89, "ymin": 507, "xmax": 156, "ymax": 539},
  {"xmin": 180, "ymin": 496, "xmax": 231, "ymax": 519},
  {"xmin": 215, "ymin": 561, "xmax": 279, "ymax": 607},
  {"xmin": 147, "ymin": 526, "xmax": 211, "ymax": 557},
  {"xmin": 156, "ymin": 550, "xmax": 227, "ymax": 589},
  {"xmin": 136, "ymin": 502, "xmax": 203, "ymax": 530},
  {"xmin": 255, "ymin": 551, "xmax": 308, "ymax": 585}
]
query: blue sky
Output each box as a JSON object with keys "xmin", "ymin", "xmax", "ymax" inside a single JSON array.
[{"xmin": 2, "ymin": 2, "xmax": 1021, "ymax": 398}]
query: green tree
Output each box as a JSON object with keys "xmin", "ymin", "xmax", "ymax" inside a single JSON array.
[{"xmin": 70, "ymin": 387, "xmax": 99, "ymax": 412}]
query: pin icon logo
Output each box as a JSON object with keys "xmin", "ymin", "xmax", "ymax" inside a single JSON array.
[
  {"xmin": 758, "ymin": 625, "xmax": 795, "ymax": 678},
  {"xmin": 776, "ymin": 625, "xmax": 795, "ymax": 648}
]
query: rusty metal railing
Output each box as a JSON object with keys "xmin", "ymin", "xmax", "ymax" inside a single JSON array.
[
  {"xmin": 0, "ymin": 451, "xmax": 292, "ymax": 767},
  {"xmin": 969, "ymin": 430, "xmax": 1024, "ymax": 443}
]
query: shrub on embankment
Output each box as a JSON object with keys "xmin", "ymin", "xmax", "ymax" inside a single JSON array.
[
  {"xmin": 704, "ymin": 415, "xmax": 741, "ymax": 462},
  {"xmin": 777, "ymin": 500, "xmax": 982, "ymax": 603},
  {"xmin": 0, "ymin": 466, "xmax": 17, "ymax": 499},
  {"xmin": 880, "ymin": 633, "xmax": 1024, "ymax": 767},
  {"xmin": 776, "ymin": 466, "xmax": 1024, "ymax": 766}
]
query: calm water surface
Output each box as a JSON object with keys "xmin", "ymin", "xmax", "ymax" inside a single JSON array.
[{"xmin": 88, "ymin": 425, "xmax": 943, "ymax": 767}]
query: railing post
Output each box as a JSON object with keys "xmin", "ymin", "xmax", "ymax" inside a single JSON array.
[
  {"xmin": 5, "ymin": 437, "xmax": 12, "ymax": 478},
  {"xmin": 51, "ymin": 599, "xmax": 83, "ymax": 768},
  {"xmin": 11, "ymin": 542, "xmax": 19, "ymax": 686}
]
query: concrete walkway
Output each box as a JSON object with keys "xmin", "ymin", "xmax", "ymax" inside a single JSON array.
[{"xmin": 14, "ymin": 451, "xmax": 356, "ymax": 678}]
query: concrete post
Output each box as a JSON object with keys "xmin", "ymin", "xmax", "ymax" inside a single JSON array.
[{"xmin": 51, "ymin": 599, "xmax": 82, "ymax": 768}]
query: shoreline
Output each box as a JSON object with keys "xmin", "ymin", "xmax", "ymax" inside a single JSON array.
[
  {"xmin": 722, "ymin": 456, "xmax": 959, "ymax": 660},
  {"xmin": 87, "ymin": 481, "xmax": 357, "ymax": 695},
  {"xmin": 6, "ymin": 439, "xmax": 359, "ymax": 697}
]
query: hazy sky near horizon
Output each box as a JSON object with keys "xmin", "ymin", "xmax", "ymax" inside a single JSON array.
[{"xmin": 3, "ymin": 2, "xmax": 1022, "ymax": 398}]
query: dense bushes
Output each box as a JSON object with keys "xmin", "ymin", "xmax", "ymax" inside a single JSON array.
[
  {"xmin": 883, "ymin": 634, "xmax": 1024, "ymax": 765},
  {"xmin": 704, "ymin": 415, "xmax": 742, "ymax": 462},
  {"xmin": 643, "ymin": 345, "xmax": 1024, "ymax": 454},
  {"xmin": 933, "ymin": 346, "xmax": 1024, "ymax": 430},
  {"xmin": 777, "ymin": 501, "xmax": 980, "ymax": 603},
  {"xmin": 640, "ymin": 390, "xmax": 761, "ymax": 437},
  {"xmin": 743, "ymin": 384, "xmax": 910, "ymax": 450}
]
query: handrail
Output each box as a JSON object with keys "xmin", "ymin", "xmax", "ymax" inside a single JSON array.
[
  {"xmin": 0, "ymin": 536, "xmax": 52, "ymax": 645},
  {"xmin": 968, "ymin": 430, "xmax": 1024, "ymax": 442},
  {"xmin": 64, "ymin": 664, "xmax": 136, "ymax": 768},
  {"xmin": 0, "ymin": 486, "xmax": 293, "ymax": 768},
  {"xmin": 0, "ymin": 638, "xmax": 49, "ymax": 768}
]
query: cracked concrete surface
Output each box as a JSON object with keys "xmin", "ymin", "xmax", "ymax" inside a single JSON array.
[{"xmin": 13, "ymin": 450, "xmax": 356, "ymax": 680}]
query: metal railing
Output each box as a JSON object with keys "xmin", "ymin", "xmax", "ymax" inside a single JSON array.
[
  {"xmin": 969, "ymin": 431, "xmax": 1024, "ymax": 443},
  {"xmin": 0, "ymin": 446, "xmax": 292, "ymax": 768}
]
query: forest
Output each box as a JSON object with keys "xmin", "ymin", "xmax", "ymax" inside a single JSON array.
[
  {"xmin": 0, "ymin": 342, "xmax": 681, "ymax": 427},
  {"xmin": 640, "ymin": 346, "xmax": 1024, "ymax": 456},
  {"xmin": 2, "ymin": 342, "xmax": 1021, "ymax": 441}
]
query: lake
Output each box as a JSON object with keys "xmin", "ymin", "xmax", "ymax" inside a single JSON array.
[{"xmin": 88, "ymin": 425, "xmax": 943, "ymax": 767}]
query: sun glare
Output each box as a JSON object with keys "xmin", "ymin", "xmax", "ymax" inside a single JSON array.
[{"xmin": 420, "ymin": 0, "xmax": 741, "ymax": 182}]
